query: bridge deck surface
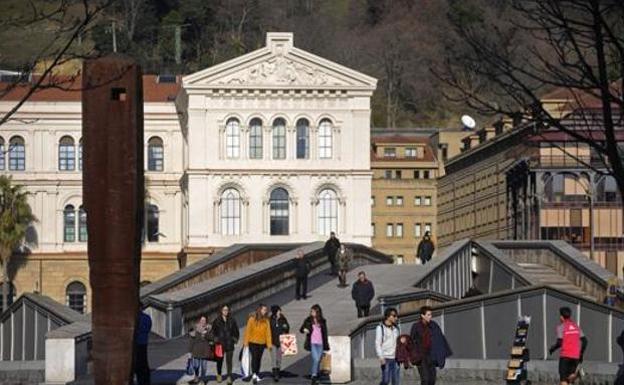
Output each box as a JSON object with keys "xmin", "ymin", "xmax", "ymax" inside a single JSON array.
[{"xmin": 148, "ymin": 264, "xmax": 423, "ymax": 384}]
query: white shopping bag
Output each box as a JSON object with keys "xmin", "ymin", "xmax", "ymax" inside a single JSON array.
[
  {"xmin": 240, "ymin": 346, "xmax": 251, "ymax": 378},
  {"xmin": 280, "ymin": 334, "xmax": 298, "ymax": 356}
]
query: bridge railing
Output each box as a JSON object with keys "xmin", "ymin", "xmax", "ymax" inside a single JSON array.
[{"xmin": 350, "ymin": 285, "xmax": 624, "ymax": 364}]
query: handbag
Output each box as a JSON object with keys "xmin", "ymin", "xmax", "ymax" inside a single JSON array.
[
  {"xmin": 320, "ymin": 353, "xmax": 331, "ymax": 374},
  {"xmin": 215, "ymin": 343, "xmax": 224, "ymax": 358},
  {"xmin": 240, "ymin": 346, "xmax": 251, "ymax": 378},
  {"xmin": 279, "ymin": 334, "xmax": 298, "ymax": 356}
]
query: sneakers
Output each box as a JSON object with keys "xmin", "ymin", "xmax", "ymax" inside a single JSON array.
[
  {"xmin": 252, "ymin": 374, "xmax": 261, "ymax": 384},
  {"xmin": 226, "ymin": 376, "xmax": 233, "ymax": 385},
  {"xmin": 217, "ymin": 374, "xmax": 222, "ymax": 383},
  {"xmin": 311, "ymin": 375, "xmax": 319, "ymax": 385}
]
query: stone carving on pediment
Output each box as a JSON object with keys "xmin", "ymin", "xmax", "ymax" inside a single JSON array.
[{"xmin": 218, "ymin": 56, "xmax": 346, "ymax": 87}]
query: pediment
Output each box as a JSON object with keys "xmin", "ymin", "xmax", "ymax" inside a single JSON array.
[{"xmin": 183, "ymin": 33, "xmax": 376, "ymax": 90}]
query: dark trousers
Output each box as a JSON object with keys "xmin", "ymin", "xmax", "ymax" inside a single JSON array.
[
  {"xmin": 329, "ymin": 256, "xmax": 337, "ymax": 275},
  {"xmin": 134, "ymin": 344, "xmax": 151, "ymax": 385},
  {"xmin": 357, "ymin": 304, "xmax": 370, "ymax": 318},
  {"xmin": 417, "ymin": 356, "xmax": 437, "ymax": 385},
  {"xmin": 338, "ymin": 269, "xmax": 347, "ymax": 286},
  {"xmin": 216, "ymin": 350, "xmax": 234, "ymax": 377},
  {"xmin": 249, "ymin": 343, "xmax": 266, "ymax": 376},
  {"xmin": 296, "ymin": 275, "xmax": 308, "ymax": 299}
]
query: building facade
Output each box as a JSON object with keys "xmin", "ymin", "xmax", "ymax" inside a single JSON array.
[
  {"xmin": 438, "ymin": 92, "xmax": 624, "ymax": 276},
  {"xmin": 179, "ymin": 32, "xmax": 376, "ymax": 253},
  {"xmin": 0, "ymin": 32, "xmax": 377, "ymax": 311},
  {"xmin": 370, "ymin": 136, "xmax": 438, "ymax": 263}
]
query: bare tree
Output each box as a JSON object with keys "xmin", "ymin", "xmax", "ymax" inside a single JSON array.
[
  {"xmin": 437, "ymin": 0, "xmax": 624, "ymax": 205},
  {"xmin": 0, "ymin": 0, "xmax": 113, "ymax": 128}
]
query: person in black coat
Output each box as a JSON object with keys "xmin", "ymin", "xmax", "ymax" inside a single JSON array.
[
  {"xmin": 417, "ymin": 232, "xmax": 435, "ymax": 265},
  {"xmin": 410, "ymin": 306, "xmax": 452, "ymax": 385},
  {"xmin": 323, "ymin": 232, "xmax": 340, "ymax": 276},
  {"xmin": 270, "ymin": 305, "xmax": 290, "ymax": 382},
  {"xmin": 351, "ymin": 271, "xmax": 375, "ymax": 318},
  {"xmin": 294, "ymin": 250, "xmax": 312, "ymax": 300},
  {"xmin": 212, "ymin": 305, "xmax": 240, "ymax": 384},
  {"xmin": 299, "ymin": 304, "xmax": 330, "ymax": 385}
]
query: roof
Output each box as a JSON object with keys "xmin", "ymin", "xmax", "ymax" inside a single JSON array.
[
  {"xmin": 0, "ymin": 75, "xmax": 181, "ymax": 103},
  {"xmin": 370, "ymin": 135, "xmax": 437, "ymax": 162},
  {"xmin": 0, "ymin": 292, "xmax": 85, "ymax": 323}
]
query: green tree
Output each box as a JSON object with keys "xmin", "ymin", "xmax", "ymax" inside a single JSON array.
[{"xmin": 0, "ymin": 176, "xmax": 36, "ymax": 312}]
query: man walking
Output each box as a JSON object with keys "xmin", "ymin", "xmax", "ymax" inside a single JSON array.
[
  {"xmin": 134, "ymin": 306, "xmax": 152, "ymax": 385},
  {"xmin": 376, "ymin": 308, "xmax": 401, "ymax": 385},
  {"xmin": 416, "ymin": 232, "xmax": 435, "ymax": 265},
  {"xmin": 351, "ymin": 271, "xmax": 375, "ymax": 318},
  {"xmin": 294, "ymin": 249, "xmax": 311, "ymax": 300},
  {"xmin": 549, "ymin": 307, "xmax": 588, "ymax": 385},
  {"xmin": 410, "ymin": 306, "xmax": 452, "ymax": 385},
  {"xmin": 324, "ymin": 232, "xmax": 340, "ymax": 276}
]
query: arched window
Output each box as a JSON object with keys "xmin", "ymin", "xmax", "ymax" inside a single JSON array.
[
  {"xmin": 220, "ymin": 188, "xmax": 241, "ymax": 235},
  {"xmin": 146, "ymin": 204, "xmax": 159, "ymax": 242},
  {"xmin": 318, "ymin": 119, "xmax": 333, "ymax": 159},
  {"xmin": 249, "ymin": 118, "xmax": 263, "ymax": 159},
  {"xmin": 269, "ymin": 188, "xmax": 289, "ymax": 235},
  {"xmin": 318, "ymin": 189, "xmax": 338, "ymax": 236},
  {"xmin": 78, "ymin": 139, "xmax": 83, "ymax": 171},
  {"xmin": 63, "ymin": 205, "xmax": 76, "ymax": 242},
  {"xmin": 596, "ymin": 176, "xmax": 620, "ymax": 202},
  {"xmin": 8, "ymin": 136, "xmax": 25, "ymax": 171},
  {"xmin": 0, "ymin": 137, "xmax": 5, "ymax": 170},
  {"xmin": 78, "ymin": 206, "xmax": 88, "ymax": 242},
  {"xmin": 147, "ymin": 137, "xmax": 164, "ymax": 171},
  {"xmin": 272, "ymin": 118, "xmax": 286, "ymax": 159},
  {"xmin": 296, "ymin": 119, "xmax": 310, "ymax": 159},
  {"xmin": 58, "ymin": 136, "xmax": 75, "ymax": 171},
  {"xmin": 0, "ymin": 282, "xmax": 16, "ymax": 310},
  {"xmin": 225, "ymin": 118, "xmax": 240, "ymax": 158},
  {"xmin": 66, "ymin": 281, "xmax": 86, "ymax": 314}
]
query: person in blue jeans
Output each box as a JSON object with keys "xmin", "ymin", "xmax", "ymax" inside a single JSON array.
[
  {"xmin": 376, "ymin": 308, "xmax": 400, "ymax": 385},
  {"xmin": 188, "ymin": 316, "xmax": 212, "ymax": 384},
  {"xmin": 300, "ymin": 304, "xmax": 330, "ymax": 385}
]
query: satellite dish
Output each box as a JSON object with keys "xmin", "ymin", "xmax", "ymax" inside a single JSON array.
[{"xmin": 461, "ymin": 115, "xmax": 476, "ymax": 130}]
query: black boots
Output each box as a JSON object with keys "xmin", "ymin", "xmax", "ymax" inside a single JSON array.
[{"xmin": 272, "ymin": 367, "xmax": 280, "ymax": 382}]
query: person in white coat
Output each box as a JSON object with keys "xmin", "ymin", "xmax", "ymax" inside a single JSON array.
[{"xmin": 375, "ymin": 308, "xmax": 400, "ymax": 385}]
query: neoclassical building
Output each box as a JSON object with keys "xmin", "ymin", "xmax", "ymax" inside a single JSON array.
[
  {"xmin": 0, "ymin": 32, "xmax": 377, "ymax": 311},
  {"xmin": 179, "ymin": 32, "xmax": 376, "ymax": 254}
]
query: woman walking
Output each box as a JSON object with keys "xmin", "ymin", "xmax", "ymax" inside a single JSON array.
[
  {"xmin": 243, "ymin": 304, "xmax": 272, "ymax": 384},
  {"xmin": 336, "ymin": 244, "xmax": 353, "ymax": 287},
  {"xmin": 300, "ymin": 304, "xmax": 330, "ymax": 385},
  {"xmin": 213, "ymin": 305, "xmax": 239, "ymax": 384},
  {"xmin": 270, "ymin": 305, "xmax": 290, "ymax": 382},
  {"xmin": 188, "ymin": 316, "xmax": 213, "ymax": 385}
]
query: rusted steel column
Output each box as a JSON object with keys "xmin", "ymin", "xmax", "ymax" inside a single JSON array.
[{"xmin": 82, "ymin": 55, "xmax": 144, "ymax": 385}]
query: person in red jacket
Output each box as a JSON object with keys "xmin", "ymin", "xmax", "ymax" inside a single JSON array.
[{"xmin": 549, "ymin": 307, "xmax": 588, "ymax": 385}]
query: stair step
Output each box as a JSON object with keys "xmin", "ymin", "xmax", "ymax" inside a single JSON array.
[{"xmin": 516, "ymin": 263, "xmax": 597, "ymax": 301}]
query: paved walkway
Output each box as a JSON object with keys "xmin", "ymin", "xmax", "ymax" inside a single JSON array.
[{"xmin": 149, "ymin": 264, "xmax": 424, "ymax": 384}]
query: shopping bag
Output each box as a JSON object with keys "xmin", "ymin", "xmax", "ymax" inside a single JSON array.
[
  {"xmin": 279, "ymin": 334, "xmax": 298, "ymax": 356},
  {"xmin": 320, "ymin": 353, "xmax": 331, "ymax": 374},
  {"xmin": 215, "ymin": 343, "xmax": 224, "ymax": 358},
  {"xmin": 240, "ymin": 346, "xmax": 251, "ymax": 378}
]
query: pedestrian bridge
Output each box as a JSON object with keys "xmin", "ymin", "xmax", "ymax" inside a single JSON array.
[{"xmin": 3, "ymin": 239, "xmax": 622, "ymax": 384}]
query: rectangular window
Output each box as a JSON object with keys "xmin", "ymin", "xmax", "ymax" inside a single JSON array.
[
  {"xmin": 386, "ymin": 223, "xmax": 393, "ymax": 237},
  {"xmin": 414, "ymin": 170, "xmax": 420, "ymax": 179},
  {"xmin": 386, "ymin": 196, "xmax": 393, "ymax": 206},
  {"xmin": 371, "ymin": 196, "xmax": 375, "ymax": 206},
  {"xmin": 405, "ymin": 148, "xmax": 417, "ymax": 158},
  {"xmin": 414, "ymin": 223, "xmax": 421, "ymax": 237},
  {"xmin": 396, "ymin": 223, "xmax": 404, "ymax": 237},
  {"xmin": 396, "ymin": 196, "xmax": 404, "ymax": 206},
  {"xmin": 272, "ymin": 125, "xmax": 286, "ymax": 159},
  {"xmin": 395, "ymin": 170, "xmax": 402, "ymax": 179},
  {"xmin": 424, "ymin": 223, "xmax": 432, "ymax": 234},
  {"xmin": 396, "ymin": 255, "xmax": 404, "ymax": 265},
  {"xmin": 249, "ymin": 124, "xmax": 263, "ymax": 159},
  {"xmin": 414, "ymin": 196, "xmax": 422, "ymax": 206},
  {"xmin": 384, "ymin": 148, "xmax": 397, "ymax": 158},
  {"xmin": 441, "ymin": 145, "xmax": 448, "ymax": 161},
  {"xmin": 424, "ymin": 196, "xmax": 431, "ymax": 206},
  {"xmin": 424, "ymin": 170, "xmax": 430, "ymax": 179},
  {"xmin": 385, "ymin": 170, "xmax": 392, "ymax": 179},
  {"xmin": 371, "ymin": 223, "xmax": 375, "ymax": 236}
]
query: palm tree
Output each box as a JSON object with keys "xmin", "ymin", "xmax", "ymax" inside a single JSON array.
[{"xmin": 0, "ymin": 175, "xmax": 36, "ymax": 312}]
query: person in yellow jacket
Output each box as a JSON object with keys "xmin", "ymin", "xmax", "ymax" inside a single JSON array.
[{"xmin": 243, "ymin": 304, "xmax": 272, "ymax": 384}]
